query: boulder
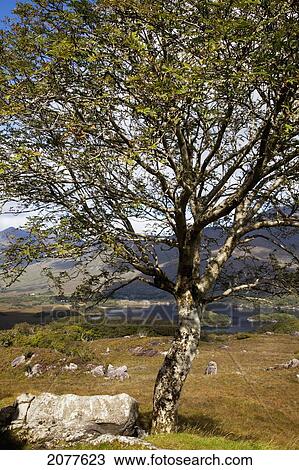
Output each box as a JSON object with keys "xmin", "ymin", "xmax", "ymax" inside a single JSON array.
[
  {"xmin": 5, "ymin": 392, "xmax": 138, "ymax": 443},
  {"xmin": 0, "ymin": 406, "xmax": 15, "ymax": 429},
  {"xmin": 205, "ymin": 361, "xmax": 218, "ymax": 375}
]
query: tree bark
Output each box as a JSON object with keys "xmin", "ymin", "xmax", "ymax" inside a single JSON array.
[{"xmin": 151, "ymin": 292, "xmax": 202, "ymax": 434}]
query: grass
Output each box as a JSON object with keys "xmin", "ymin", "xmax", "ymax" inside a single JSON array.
[
  {"xmin": 0, "ymin": 325, "xmax": 298, "ymax": 450},
  {"xmin": 147, "ymin": 433, "xmax": 274, "ymax": 450}
]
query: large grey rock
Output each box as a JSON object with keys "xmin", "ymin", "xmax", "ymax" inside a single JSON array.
[
  {"xmin": 0, "ymin": 405, "xmax": 15, "ymax": 429},
  {"xmin": 7, "ymin": 392, "xmax": 138, "ymax": 443}
]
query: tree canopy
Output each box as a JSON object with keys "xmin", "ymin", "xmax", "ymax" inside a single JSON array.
[
  {"xmin": 0, "ymin": 0, "xmax": 298, "ymax": 432},
  {"xmin": 0, "ymin": 0, "xmax": 298, "ymax": 300}
]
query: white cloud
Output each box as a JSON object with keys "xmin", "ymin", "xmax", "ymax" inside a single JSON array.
[{"xmin": 0, "ymin": 213, "xmax": 30, "ymax": 230}]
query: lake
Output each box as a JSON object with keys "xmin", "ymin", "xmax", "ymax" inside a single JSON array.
[{"xmin": 0, "ymin": 302, "xmax": 298, "ymax": 332}]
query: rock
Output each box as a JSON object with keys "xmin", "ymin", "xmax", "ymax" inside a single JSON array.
[
  {"xmin": 265, "ymin": 331, "xmax": 274, "ymax": 335},
  {"xmin": 10, "ymin": 393, "xmax": 35, "ymax": 427},
  {"xmin": 266, "ymin": 358, "xmax": 299, "ymax": 371},
  {"xmin": 296, "ymin": 374, "xmax": 299, "ymax": 382},
  {"xmin": 25, "ymin": 364, "xmax": 43, "ymax": 377},
  {"xmin": 11, "ymin": 355, "xmax": 26, "ymax": 368},
  {"xmin": 0, "ymin": 406, "xmax": 16, "ymax": 429},
  {"xmin": 219, "ymin": 345, "xmax": 229, "ymax": 350},
  {"xmin": 91, "ymin": 365, "xmax": 105, "ymax": 377},
  {"xmin": 287, "ymin": 358, "xmax": 299, "ymax": 368},
  {"xmin": 205, "ymin": 361, "xmax": 218, "ymax": 375},
  {"xmin": 64, "ymin": 363, "xmax": 78, "ymax": 371},
  {"xmin": 130, "ymin": 346, "xmax": 159, "ymax": 357},
  {"xmin": 106, "ymin": 365, "xmax": 129, "ymax": 381},
  {"xmin": 85, "ymin": 434, "xmax": 156, "ymax": 449},
  {"xmin": 149, "ymin": 341, "xmax": 161, "ymax": 346},
  {"xmin": 292, "ymin": 331, "xmax": 299, "ymax": 337},
  {"xmin": 242, "ymin": 349, "xmax": 247, "ymax": 353},
  {"xmin": 5, "ymin": 392, "xmax": 138, "ymax": 443}
]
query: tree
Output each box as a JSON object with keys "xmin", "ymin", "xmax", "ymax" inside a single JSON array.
[{"xmin": 0, "ymin": 0, "xmax": 298, "ymax": 433}]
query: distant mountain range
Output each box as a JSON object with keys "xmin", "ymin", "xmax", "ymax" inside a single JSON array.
[{"xmin": 0, "ymin": 226, "xmax": 298, "ymax": 299}]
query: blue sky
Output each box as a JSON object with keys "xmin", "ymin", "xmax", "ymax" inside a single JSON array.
[
  {"xmin": 0, "ymin": 0, "xmax": 17, "ymax": 19},
  {"xmin": 0, "ymin": 0, "xmax": 31, "ymax": 230}
]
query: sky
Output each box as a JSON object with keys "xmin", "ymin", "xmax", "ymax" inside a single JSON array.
[
  {"xmin": 0, "ymin": 0, "xmax": 17, "ymax": 20},
  {"xmin": 0, "ymin": 0, "xmax": 30, "ymax": 230}
]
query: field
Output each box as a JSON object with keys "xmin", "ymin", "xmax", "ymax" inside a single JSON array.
[{"xmin": 0, "ymin": 328, "xmax": 298, "ymax": 450}]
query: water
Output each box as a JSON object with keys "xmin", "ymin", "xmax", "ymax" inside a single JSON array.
[{"xmin": 1, "ymin": 302, "xmax": 298, "ymax": 332}]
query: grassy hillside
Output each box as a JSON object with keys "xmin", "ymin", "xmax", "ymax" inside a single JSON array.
[{"xmin": 0, "ymin": 325, "xmax": 298, "ymax": 450}]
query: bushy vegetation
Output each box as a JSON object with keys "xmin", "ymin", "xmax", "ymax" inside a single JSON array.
[
  {"xmin": 248, "ymin": 312, "xmax": 297, "ymax": 323},
  {"xmin": 202, "ymin": 311, "xmax": 230, "ymax": 327},
  {"xmin": 271, "ymin": 316, "xmax": 299, "ymax": 334},
  {"xmin": 0, "ymin": 318, "xmax": 177, "ymax": 355}
]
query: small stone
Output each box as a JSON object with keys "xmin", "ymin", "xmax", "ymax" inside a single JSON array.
[
  {"xmin": 91, "ymin": 365, "xmax": 105, "ymax": 377},
  {"xmin": 130, "ymin": 347, "xmax": 159, "ymax": 357},
  {"xmin": 205, "ymin": 361, "xmax": 218, "ymax": 375},
  {"xmin": 219, "ymin": 345, "xmax": 229, "ymax": 350},
  {"xmin": 11, "ymin": 355, "xmax": 26, "ymax": 368},
  {"xmin": 265, "ymin": 331, "xmax": 274, "ymax": 335},
  {"xmin": 149, "ymin": 341, "xmax": 161, "ymax": 346},
  {"xmin": 266, "ymin": 358, "xmax": 299, "ymax": 371},
  {"xmin": 292, "ymin": 331, "xmax": 299, "ymax": 337},
  {"xmin": 25, "ymin": 364, "xmax": 43, "ymax": 378},
  {"xmin": 287, "ymin": 358, "xmax": 299, "ymax": 369},
  {"xmin": 64, "ymin": 363, "xmax": 78, "ymax": 371},
  {"xmin": 106, "ymin": 365, "xmax": 129, "ymax": 381}
]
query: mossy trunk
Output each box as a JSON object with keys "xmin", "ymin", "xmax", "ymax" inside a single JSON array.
[{"xmin": 151, "ymin": 293, "xmax": 202, "ymax": 434}]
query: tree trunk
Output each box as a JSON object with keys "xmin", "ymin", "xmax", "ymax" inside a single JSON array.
[{"xmin": 151, "ymin": 292, "xmax": 202, "ymax": 434}]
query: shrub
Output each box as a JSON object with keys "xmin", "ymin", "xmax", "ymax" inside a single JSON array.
[
  {"xmin": 236, "ymin": 333, "xmax": 251, "ymax": 340},
  {"xmin": 271, "ymin": 316, "xmax": 299, "ymax": 334}
]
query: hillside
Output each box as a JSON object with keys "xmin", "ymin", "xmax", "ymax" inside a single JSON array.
[
  {"xmin": 0, "ymin": 226, "xmax": 298, "ymax": 299},
  {"xmin": 0, "ymin": 327, "xmax": 298, "ymax": 449}
]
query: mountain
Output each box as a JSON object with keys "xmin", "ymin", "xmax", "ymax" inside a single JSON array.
[
  {"xmin": 0, "ymin": 226, "xmax": 298, "ymax": 298},
  {"xmin": 0, "ymin": 227, "xmax": 31, "ymax": 246}
]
